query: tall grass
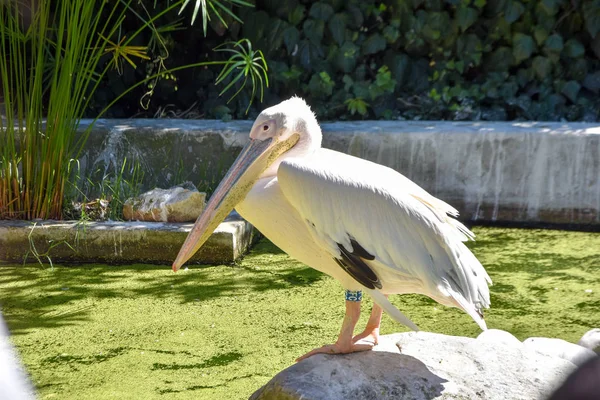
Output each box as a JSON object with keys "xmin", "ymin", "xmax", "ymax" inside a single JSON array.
[
  {"xmin": 0, "ymin": 0, "xmax": 267, "ymax": 220},
  {"xmin": 0, "ymin": 1, "xmax": 134, "ymax": 219}
]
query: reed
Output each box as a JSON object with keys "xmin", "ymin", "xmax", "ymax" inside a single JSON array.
[
  {"xmin": 0, "ymin": 0, "xmax": 266, "ymax": 220},
  {"xmin": 0, "ymin": 0, "xmax": 135, "ymax": 219}
]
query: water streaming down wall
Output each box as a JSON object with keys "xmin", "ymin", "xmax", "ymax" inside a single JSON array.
[{"xmin": 77, "ymin": 119, "xmax": 600, "ymax": 226}]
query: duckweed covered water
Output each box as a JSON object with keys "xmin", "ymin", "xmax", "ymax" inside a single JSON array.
[{"xmin": 0, "ymin": 227, "xmax": 598, "ymax": 399}]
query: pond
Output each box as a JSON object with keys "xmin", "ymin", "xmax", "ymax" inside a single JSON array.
[{"xmin": 0, "ymin": 227, "xmax": 599, "ymax": 399}]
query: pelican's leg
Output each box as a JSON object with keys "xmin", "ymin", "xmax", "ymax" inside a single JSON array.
[
  {"xmin": 352, "ymin": 297, "xmax": 385, "ymax": 345},
  {"xmin": 296, "ymin": 290, "xmax": 374, "ymax": 362}
]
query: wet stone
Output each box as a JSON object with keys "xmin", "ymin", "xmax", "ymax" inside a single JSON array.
[
  {"xmin": 123, "ymin": 182, "xmax": 206, "ymax": 223},
  {"xmin": 0, "ymin": 211, "xmax": 256, "ymax": 265}
]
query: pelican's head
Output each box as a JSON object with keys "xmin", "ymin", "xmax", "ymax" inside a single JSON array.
[{"xmin": 172, "ymin": 97, "xmax": 321, "ymax": 271}]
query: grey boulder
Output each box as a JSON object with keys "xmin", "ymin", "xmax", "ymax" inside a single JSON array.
[
  {"xmin": 123, "ymin": 182, "xmax": 206, "ymax": 222},
  {"xmin": 524, "ymin": 336, "xmax": 598, "ymax": 366},
  {"xmin": 577, "ymin": 328, "xmax": 600, "ymax": 352},
  {"xmin": 250, "ymin": 331, "xmax": 576, "ymax": 400}
]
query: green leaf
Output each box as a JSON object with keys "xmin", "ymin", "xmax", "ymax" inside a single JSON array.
[
  {"xmin": 342, "ymin": 74, "xmax": 354, "ymax": 91},
  {"xmin": 283, "ymin": 26, "xmax": 300, "ymax": 54},
  {"xmin": 346, "ymin": 5, "xmax": 364, "ymax": 29},
  {"xmin": 533, "ymin": 27, "xmax": 549, "ymax": 45},
  {"xmin": 264, "ymin": 18, "xmax": 287, "ymax": 54},
  {"xmin": 504, "ymin": 0, "xmax": 525, "ymax": 24},
  {"xmin": 568, "ymin": 58, "xmax": 587, "ymax": 81},
  {"xmin": 334, "ymin": 41, "xmax": 359, "ymax": 73},
  {"xmin": 351, "ymin": 81, "xmax": 370, "ymax": 99},
  {"xmin": 487, "ymin": 46, "xmax": 514, "ymax": 71},
  {"xmin": 512, "ymin": 33, "xmax": 535, "ymax": 64},
  {"xmin": 328, "ymin": 13, "xmax": 346, "ymax": 45},
  {"xmin": 456, "ymin": 7, "xmax": 478, "ymax": 32},
  {"xmin": 308, "ymin": 71, "xmax": 334, "ymax": 97},
  {"xmin": 499, "ymin": 80, "xmax": 519, "ymax": 98},
  {"xmin": 487, "ymin": 0, "xmax": 508, "ymax": 14},
  {"xmin": 544, "ymin": 33, "xmax": 563, "ymax": 53},
  {"xmin": 361, "ymin": 34, "xmax": 386, "ymax": 55},
  {"xmin": 474, "ymin": 0, "xmax": 487, "ymax": 8},
  {"xmin": 564, "ymin": 39, "xmax": 585, "ymax": 58},
  {"xmin": 583, "ymin": 0, "xmax": 600, "ymax": 37},
  {"xmin": 303, "ymin": 19, "xmax": 325, "ymax": 44},
  {"xmin": 243, "ymin": 10, "xmax": 270, "ymax": 44},
  {"xmin": 309, "ymin": 2, "xmax": 334, "ymax": 22},
  {"xmin": 288, "ymin": 5, "xmax": 306, "ymax": 26},
  {"xmin": 382, "ymin": 25, "xmax": 400, "ymax": 43},
  {"xmin": 592, "ymin": 29, "xmax": 600, "ymax": 59},
  {"xmin": 457, "ymin": 34, "xmax": 483, "ymax": 65},
  {"xmin": 540, "ymin": 0, "xmax": 560, "ymax": 16},
  {"xmin": 389, "ymin": 54, "xmax": 411, "ymax": 86},
  {"xmin": 582, "ymin": 71, "xmax": 600, "ymax": 93},
  {"xmin": 516, "ymin": 68, "xmax": 534, "ymax": 87},
  {"xmin": 280, "ymin": 64, "xmax": 303, "ymax": 82},
  {"xmin": 532, "ymin": 56, "xmax": 552, "ymax": 79},
  {"xmin": 375, "ymin": 66, "xmax": 396, "ymax": 92},
  {"xmin": 298, "ymin": 40, "xmax": 323, "ymax": 71},
  {"xmin": 561, "ymin": 80, "xmax": 580, "ymax": 102},
  {"xmin": 344, "ymin": 98, "xmax": 369, "ymax": 116},
  {"xmin": 423, "ymin": 11, "xmax": 450, "ymax": 41}
]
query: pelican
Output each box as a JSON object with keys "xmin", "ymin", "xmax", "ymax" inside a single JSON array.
[{"xmin": 173, "ymin": 97, "xmax": 491, "ymax": 360}]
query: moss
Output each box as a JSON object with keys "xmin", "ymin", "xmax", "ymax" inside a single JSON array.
[{"xmin": 0, "ymin": 227, "xmax": 599, "ymax": 399}]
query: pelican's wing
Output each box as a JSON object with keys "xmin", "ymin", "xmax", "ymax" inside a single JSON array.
[{"xmin": 278, "ymin": 149, "xmax": 491, "ymax": 330}]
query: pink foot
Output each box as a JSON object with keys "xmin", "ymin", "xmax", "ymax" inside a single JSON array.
[
  {"xmin": 352, "ymin": 327, "xmax": 380, "ymax": 346},
  {"xmin": 295, "ymin": 340, "xmax": 375, "ymax": 362}
]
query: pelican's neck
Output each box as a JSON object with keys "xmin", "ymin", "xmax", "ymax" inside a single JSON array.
[{"xmin": 261, "ymin": 123, "xmax": 322, "ymax": 178}]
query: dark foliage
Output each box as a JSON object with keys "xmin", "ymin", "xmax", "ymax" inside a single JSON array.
[{"xmin": 93, "ymin": 0, "xmax": 600, "ymax": 121}]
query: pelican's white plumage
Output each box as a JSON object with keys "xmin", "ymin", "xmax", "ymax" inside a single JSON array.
[
  {"xmin": 238, "ymin": 147, "xmax": 491, "ymax": 330},
  {"xmin": 174, "ymin": 96, "xmax": 492, "ymax": 358}
]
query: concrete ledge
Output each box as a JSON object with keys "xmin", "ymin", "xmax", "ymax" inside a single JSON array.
[
  {"xmin": 70, "ymin": 119, "xmax": 600, "ymax": 227},
  {"xmin": 0, "ymin": 212, "xmax": 256, "ymax": 265}
]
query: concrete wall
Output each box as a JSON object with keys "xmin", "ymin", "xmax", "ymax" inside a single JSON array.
[{"xmin": 76, "ymin": 119, "xmax": 600, "ymax": 227}]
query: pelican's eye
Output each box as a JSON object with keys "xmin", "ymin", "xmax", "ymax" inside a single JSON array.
[{"xmin": 262, "ymin": 124, "xmax": 270, "ymax": 131}]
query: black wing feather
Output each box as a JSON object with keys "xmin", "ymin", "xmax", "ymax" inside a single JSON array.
[{"xmin": 334, "ymin": 239, "xmax": 381, "ymax": 290}]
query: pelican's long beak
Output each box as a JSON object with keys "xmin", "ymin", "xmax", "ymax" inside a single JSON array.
[{"xmin": 172, "ymin": 134, "xmax": 299, "ymax": 271}]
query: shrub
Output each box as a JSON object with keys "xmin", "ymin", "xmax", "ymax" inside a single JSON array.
[
  {"xmin": 237, "ymin": 0, "xmax": 600, "ymax": 121},
  {"xmin": 33, "ymin": 0, "xmax": 598, "ymax": 122}
]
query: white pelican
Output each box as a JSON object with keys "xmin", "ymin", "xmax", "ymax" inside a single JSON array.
[{"xmin": 173, "ymin": 97, "xmax": 491, "ymax": 360}]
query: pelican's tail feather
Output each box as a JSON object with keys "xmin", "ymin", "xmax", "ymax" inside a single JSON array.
[{"xmin": 367, "ymin": 289, "xmax": 419, "ymax": 332}]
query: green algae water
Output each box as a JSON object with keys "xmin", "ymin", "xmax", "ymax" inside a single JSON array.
[{"xmin": 0, "ymin": 227, "xmax": 598, "ymax": 399}]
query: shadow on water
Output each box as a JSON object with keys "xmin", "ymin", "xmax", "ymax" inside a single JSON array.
[
  {"xmin": 0, "ymin": 239, "xmax": 323, "ymax": 334},
  {"xmin": 152, "ymin": 351, "xmax": 243, "ymax": 371},
  {"xmin": 40, "ymin": 347, "xmax": 127, "ymax": 366},
  {"xmin": 156, "ymin": 374, "xmax": 262, "ymax": 394}
]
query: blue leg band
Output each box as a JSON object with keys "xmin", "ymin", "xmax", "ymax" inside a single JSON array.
[{"xmin": 345, "ymin": 290, "xmax": 363, "ymax": 302}]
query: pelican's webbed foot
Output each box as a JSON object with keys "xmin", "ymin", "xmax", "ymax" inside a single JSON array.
[
  {"xmin": 352, "ymin": 296, "xmax": 385, "ymax": 345},
  {"xmin": 296, "ymin": 290, "xmax": 384, "ymax": 362},
  {"xmin": 296, "ymin": 339, "xmax": 375, "ymax": 362}
]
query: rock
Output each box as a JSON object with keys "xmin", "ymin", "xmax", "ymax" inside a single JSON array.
[
  {"xmin": 251, "ymin": 331, "xmax": 576, "ymax": 400},
  {"xmin": 523, "ymin": 337, "xmax": 597, "ymax": 367},
  {"xmin": 578, "ymin": 328, "xmax": 600, "ymax": 352},
  {"xmin": 546, "ymin": 355, "xmax": 600, "ymax": 400},
  {"xmin": 0, "ymin": 211, "xmax": 256, "ymax": 265},
  {"xmin": 64, "ymin": 198, "xmax": 110, "ymax": 221},
  {"xmin": 123, "ymin": 182, "xmax": 206, "ymax": 222},
  {"xmin": 476, "ymin": 328, "xmax": 522, "ymax": 347}
]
